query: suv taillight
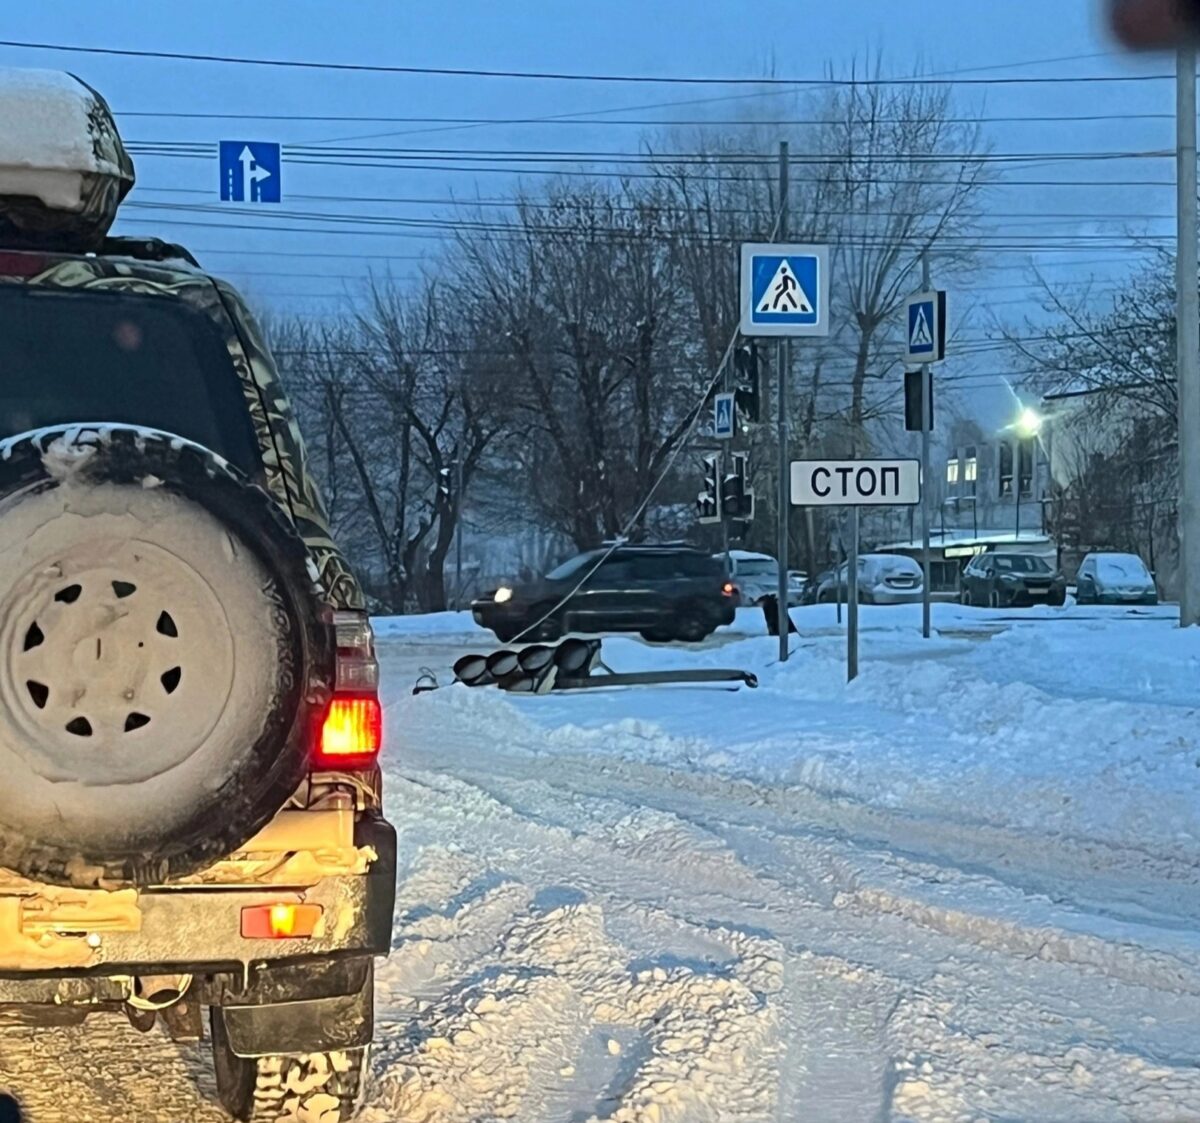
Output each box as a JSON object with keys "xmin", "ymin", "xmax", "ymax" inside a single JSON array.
[{"xmin": 313, "ymin": 612, "xmax": 382, "ymax": 770}]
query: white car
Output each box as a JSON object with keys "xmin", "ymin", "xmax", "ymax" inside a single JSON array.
[
  {"xmin": 719, "ymin": 551, "xmax": 804, "ymax": 606},
  {"xmin": 815, "ymin": 554, "xmax": 924, "ymax": 605}
]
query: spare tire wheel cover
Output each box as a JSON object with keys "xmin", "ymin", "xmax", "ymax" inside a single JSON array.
[{"xmin": 0, "ymin": 428, "xmax": 326, "ymax": 885}]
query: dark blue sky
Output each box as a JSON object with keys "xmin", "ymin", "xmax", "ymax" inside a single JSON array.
[{"xmin": 0, "ymin": 2, "xmax": 1180, "ymax": 425}]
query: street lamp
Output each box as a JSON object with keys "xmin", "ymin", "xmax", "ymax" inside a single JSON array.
[
  {"xmin": 1015, "ymin": 406, "xmax": 1044, "ymax": 439},
  {"xmin": 1008, "ymin": 406, "xmax": 1045, "ymax": 541}
]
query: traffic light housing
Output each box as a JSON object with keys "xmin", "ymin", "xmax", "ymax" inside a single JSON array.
[
  {"xmin": 720, "ymin": 452, "xmax": 755, "ymax": 521},
  {"xmin": 733, "ymin": 342, "xmax": 760, "ymax": 424},
  {"xmin": 904, "ymin": 368, "xmax": 934, "ymax": 432},
  {"xmin": 697, "ymin": 454, "xmax": 722, "ymax": 524}
]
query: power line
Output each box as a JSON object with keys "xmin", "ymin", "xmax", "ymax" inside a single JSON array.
[
  {"xmin": 0, "ymin": 39, "xmax": 1160, "ymax": 87},
  {"xmin": 125, "ymin": 140, "xmax": 1173, "ymax": 165},
  {"xmin": 114, "ymin": 109, "xmax": 1178, "ymax": 127}
]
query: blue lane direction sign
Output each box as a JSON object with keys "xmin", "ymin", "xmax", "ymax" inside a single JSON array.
[
  {"xmin": 739, "ymin": 243, "xmax": 830, "ymax": 337},
  {"xmin": 714, "ymin": 392, "xmax": 735, "ymax": 439},
  {"xmin": 219, "ymin": 141, "xmax": 281, "ymax": 203},
  {"xmin": 904, "ymin": 289, "xmax": 946, "ymax": 364}
]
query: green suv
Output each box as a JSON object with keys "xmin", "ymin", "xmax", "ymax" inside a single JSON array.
[{"xmin": 0, "ymin": 69, "xmax": 394, "ymax": 1122}]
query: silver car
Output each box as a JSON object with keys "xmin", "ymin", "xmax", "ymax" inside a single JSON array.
[
  {"xmin": 1075, "ymin": 552, "xmax": 1158, "ymax": 605},
  {"xmin": 816, "ymin": 554, "xmax": 924, "ymax": 605}
]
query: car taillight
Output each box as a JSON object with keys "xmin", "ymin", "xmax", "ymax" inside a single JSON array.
[
  {"xmin": 722, "ymin": 582, "xmax": 736, "ymax": 597},
  {"xmin": 313, "ymin": 611, "xmax": 383, "ymax": 770},
  {"xmin": 333, "ymin": 610, "xmax": 379, "ymax": 691},
  {"xmin": 316, "ymin": 695, "xmax": 382, "ymax": 770}
]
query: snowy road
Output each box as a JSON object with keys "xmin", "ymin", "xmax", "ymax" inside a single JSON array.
[{"xmin": 3, "ymin": 605, "xmax": 1200, "ymax": 1121}]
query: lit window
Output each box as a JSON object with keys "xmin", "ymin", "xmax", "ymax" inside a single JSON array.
[
  {"xmin": 946, "ymin": 459, "xmax": 959, "ymax": 484},
  {"xmin": 964, "ymin": 456, "xmax": 977, "ymax": 482}
]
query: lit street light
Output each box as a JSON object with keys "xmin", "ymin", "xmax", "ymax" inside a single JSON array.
[{"xmin": 1015, "ymin": 407, "xmax": 1044, "ymax": 439}]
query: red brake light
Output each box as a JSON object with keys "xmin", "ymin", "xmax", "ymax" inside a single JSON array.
[{"xmin": 315, "ymin": 695, "xmax": 382, "ymax": 770}]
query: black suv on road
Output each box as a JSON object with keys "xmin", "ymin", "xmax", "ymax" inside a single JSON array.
[
  {"xmin": 473, "ymin": 544, "xmax": 737, "ymax": 643},
  {"xmin": 0, "ymin": 69, "xmax": 393, "ymax": 1123}
]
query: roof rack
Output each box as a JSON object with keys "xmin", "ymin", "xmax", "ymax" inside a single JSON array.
[
  {"xmin": 597, "ymin": 539, "xmax": 700, "ymax": 551},
  {"xmin": 99, "ymin": 236, "xmax": 200, "ymax": 268}
]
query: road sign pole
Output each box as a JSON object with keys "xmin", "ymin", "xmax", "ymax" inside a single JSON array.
[
  {"xmin": 920, "ymin": 251, "xmax": 933, "ymax": 640},
  {"xmin": 1177, "ymin": 48, "xmax": 1200, "ymax": 627},
  {"xmin": 455, "ymin": 453, "xmax": 464, "ymax": 610},
  {"xmin": 776, "ymin": 140, "xmax": 790, "ymax": 661},
  {"xmin": 848, "ymin": 506, "xmax": 859, "ymax": 681}
]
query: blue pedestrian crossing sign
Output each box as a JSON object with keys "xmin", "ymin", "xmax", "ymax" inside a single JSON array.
[
  {"xmin": 219, "ymin": 141, "xmax": 281, "ymax": 203},
  {"xmin": 714, "ymin": 392, "xmax": 735, "ymax": 439},
  {"xmin": 739, "ymin": 243, "xmax": 829, "ymax": 337},
  {"xmin": 904, "ymin": 289, "xmax": 946, "ymax": 364}
]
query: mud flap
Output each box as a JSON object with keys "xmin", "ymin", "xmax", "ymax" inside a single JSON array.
[{"xmin": 215, "ymin": 969, "xmax": 373, "ymax": 1058}]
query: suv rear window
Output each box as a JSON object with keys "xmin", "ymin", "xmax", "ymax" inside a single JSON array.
[{"xmin": 0, "ymin": 286, "xmax": 260, "ymax": 475}]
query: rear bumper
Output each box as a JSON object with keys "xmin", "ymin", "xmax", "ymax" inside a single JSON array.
[
  {"xmin": 868, "ymin": 587, "xmax": 922, "ymax": 605},
  {"xmin": 0, "ymin": 815, "xmax": 396, "ymax": 1004}
]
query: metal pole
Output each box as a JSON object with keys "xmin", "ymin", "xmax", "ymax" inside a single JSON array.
[
  {"xmin": 455, "ymin": 454, "xmax": 464, "ymax": 610},
  {"xmin": 776, "ymin": 140, "xmax": 791, "ymax": 660},
  {"xmin": 722, "ymin": 356, "xmax": 732, "ymax": 580},
  {"xmin": 1015, "ymin": 445, "xmax": 1022, "ymax": 542},
  {"xmin": 1177, "ymin": 47, "xmax": 1200, "ymax": 626},
  {"xmin": 920, "ymin": 251, "xmax": 932, "ymax": 638},
  {"xmin": 848, "ymin": 506, "xmax": 859, "ymax": 681}
]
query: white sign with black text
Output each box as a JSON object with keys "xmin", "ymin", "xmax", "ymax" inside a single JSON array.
[{"xmin": 790, "ymin": 458, "xmax": 921, "ymax": 507}]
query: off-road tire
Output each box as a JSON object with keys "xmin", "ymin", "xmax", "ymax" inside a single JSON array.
[
  {"xmin": 989, "ymin": 590, "xmax": 1003, "ymax": 609},
  {"xmin": 211, "ymin": 1012, "xmax": 368, "ymax": 1123},
  {"xmin": 639, "ymin": 628, "xmax": 674, "ymax": 643},
  {"xmin": 0, "ymin": 425, "xmax": 332, "ymax": 886},
  {"xmin": 673, "ymin": 603, "xmax": 712, "ymax": 643}
]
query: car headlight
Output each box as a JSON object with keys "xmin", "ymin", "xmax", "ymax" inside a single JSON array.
[
  {"xmin": 494, "ymin": 586, "xmax": 513, "ymax": 604},
  {"xmin": 999, "ymin": 574, "xmax": 1020, "ymax": 584}
]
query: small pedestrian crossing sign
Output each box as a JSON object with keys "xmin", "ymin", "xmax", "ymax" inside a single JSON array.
[
  {"xmin": 903, "ymin": 290, "xmax": 946, "ymax": 364},
  {"xmin": 740, "ymin": 243, "xmax": 829, "ymax": 337},
  {"xmin": 714, "ymin": 392, "xmax": 735, "ymax": 439}
]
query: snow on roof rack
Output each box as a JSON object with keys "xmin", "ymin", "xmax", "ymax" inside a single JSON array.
[
  {"xmin": 0, "ymin": 67, "xmax": 134, "ymax": 252},
  {"xmin": 100, "ymin": 236, "xmax": 200, "ymax": 268}
]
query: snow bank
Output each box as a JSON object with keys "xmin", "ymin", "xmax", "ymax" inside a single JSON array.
[
  {"xmin": 373, "ymin": 611, "xmax": 490, "ymax": 639},
  {"xmin": 385, "ymin": 608, "xmax": 1200, "ymax": 859}
]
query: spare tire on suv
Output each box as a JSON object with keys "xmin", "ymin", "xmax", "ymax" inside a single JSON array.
[{"xmin": 0, "ymin": 425, "xmax": 333, "ymax": 888}]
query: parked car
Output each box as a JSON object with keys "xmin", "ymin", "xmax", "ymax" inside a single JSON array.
[
  {"xmin": 718, "ymin": 551, "xmax": 804, "ymax": 606},
  {"xmin": 1074, "ymin": 552, "xmax": 1158, "ymax": 605},
  {"xmin": 814, "ymin": 554, "xmax": 924, "ymax": 605},
  {"xmin": 960, "ymin": 552, "xmax": 1067, "ymax": 607},
  {"xmin": 473, "ymin": 544, "xmax": 737, "ymax": 643}
]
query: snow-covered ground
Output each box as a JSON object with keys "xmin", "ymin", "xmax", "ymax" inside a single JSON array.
[
  {"xmin": 361, "ymin": 603, "xmax": 1200, "ymax": 1123},
  {"xmin": 2, "ymin": 603, "xmax": 1198, "ymax": 1121}
]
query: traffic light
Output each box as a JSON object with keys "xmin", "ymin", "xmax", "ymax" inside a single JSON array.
[
  {"xmin": 733, "ymin": 342, "xmax": 760, "ymax": 424},
  {"xmin": 904, "ymin": 368, "xmax": 934, "ymax": 432},
  {"xmin": 697, "ymin": 454, "xmax": 722, "ymax": 524},
  {"xmin": 721, "ymin": 452, "xmax": 755, "ymax": 521}
]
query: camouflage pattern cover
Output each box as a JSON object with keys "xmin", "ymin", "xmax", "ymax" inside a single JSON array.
[
  {"xmin": 0, "ymin": 75, "xmax": 135, "ymax": 252},
  {"xmin": 0, "ymin": 251, "xmax": 365, "ymax": 610}
]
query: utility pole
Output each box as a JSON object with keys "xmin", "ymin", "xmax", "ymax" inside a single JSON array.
[
  {"xmin": 920, "ymin": 251, "xmax": 932, "ymax": 639},
  {"xmin": 776, "ymin": 140, "xmax": 791, "ymax": 661},
  {"xmin": 1177, "ymin": 47, "xmax": 1200, "ymax": 627},
  {"xmin": 455, "ymin": 454, "xmax": 465, "ymax": 611},
  {"xmin": 721, "ymin": 353, "xmax": 732, "ymax": 580}
]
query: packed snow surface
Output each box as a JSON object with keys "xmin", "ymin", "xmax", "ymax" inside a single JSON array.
[{"xmin": 1, "ymin": 603, "xmax": 1199, "ymax": 1121}]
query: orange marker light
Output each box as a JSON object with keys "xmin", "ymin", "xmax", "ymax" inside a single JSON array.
[{"xmin": 241, "ymin": 903, "xmax": 323, "ymax": 939}]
